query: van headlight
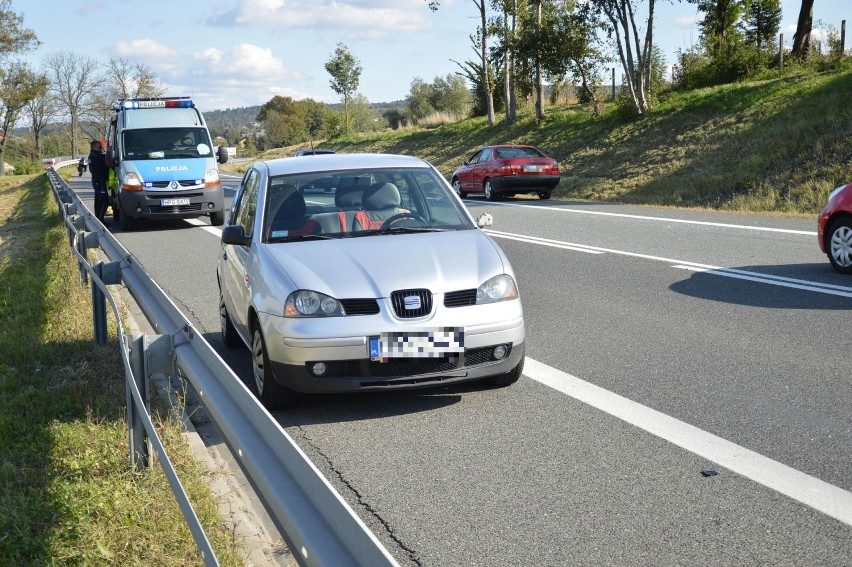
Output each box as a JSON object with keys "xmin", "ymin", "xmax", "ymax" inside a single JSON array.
[
  {"xmin": 205, "ymin": 168, "xmax": 220, "ymax": 187},
  {"xmin": 476, "ymin": 274, "xmax": 518, "ymax": 304},
  {"xmin": 284, "ymin": 290, "xmax": 343, "ymax": 317},
  {"xmin": 123, "ymin": 172, "xmax": 141, "ymax": 186}
]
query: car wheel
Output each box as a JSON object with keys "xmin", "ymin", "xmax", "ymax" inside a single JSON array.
[
  {"xmin": 827, "ymin": 217, "xmax": 852, "ymax": 274},
  {"xmin": 538, "ymin": 192, "xmax": 551, "ymax": 200},
  {"xmin": 210, "ymin": 211, "xmax": 225, "ymax": 226},
  {"xmin": 219, "ymin": 290, "xmax": 242, "ymax": 348},
  {"xmin": 485, "ymin": 356, "xmax": 524, "ymax": 388},
  {"xmin": 118, "ymin": 203, "xmax": 136, "ymax": 231},
  {"xmin": 484, "ymin": 180, "xmax": 499, "ymax": 201},
  {"xmin": 252, "ymin": 325, "xmax": 299, "ymax": 409},
  {"xmin": 452, "ymin": 177, "xmax": 468, "ymax": 198}
]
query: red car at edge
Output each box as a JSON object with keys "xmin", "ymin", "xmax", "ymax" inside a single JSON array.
[
  {"xmin": 451, "ymin": 145, "xmax": 560, "ymax": 201},
  {"xmin": 818, "ymin": 181, "xmax": 852, "ymax": 274}
]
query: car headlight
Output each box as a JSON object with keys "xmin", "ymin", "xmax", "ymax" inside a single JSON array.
[
  {"xmin": 476, "ymin": 274, "xmax": 519, "ymax": 304},
  {"xmin": 828, "ymin": 184, "xmax": 847, "ymax": 203},
  {"xmin": 284, "ymin": 290, "xmax": 344, "ymax": 317}
]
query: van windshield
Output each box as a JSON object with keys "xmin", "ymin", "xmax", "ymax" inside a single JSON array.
[{"xmin": 122, "ymin": 128, "xmax": 213, "ymax": 160}]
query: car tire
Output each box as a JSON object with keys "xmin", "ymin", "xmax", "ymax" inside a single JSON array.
[
  {"xmin": 118, "ymin": 203, "xmax": 136, "ymax": 231},
  {"xmin": 485, "ymin": 356, "xmax": 524, "ymax": 388},
  {"xmin": 452, "ymin": 177, "xmax": 468, "ymax": 199},
  {"xmin": 538, "ymin": 192, "xmax": 551, "ymax": 200},
  {"xmin": 484, "ymin": 180, "xmax": 499, "ymax": 201},
  {"xmin": 219, "ymin": 290, "xmax": 242, "ymax": 348},
  {"xmin": 827, "ymin": 217, "xmax": 852, "ymax": 274},
  {"xmin": 252, "ymin": 325, "xmax": 299, "ymax": 409},
  {"xmin": 210, "ymin": 211, "xmax": 225, "ymax": 226}
]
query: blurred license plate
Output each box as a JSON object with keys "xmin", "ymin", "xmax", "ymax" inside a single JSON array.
[
  {"xmin": 370, "ymin": 328, "xmax": 464, "ymax": 360},
  {"xmin": 161, "ymin": 198, "xmax": 190, "ymax": 206},
  {"xmin": 523, "ymin": 165, "xmax": 542, "ymax": 172}
]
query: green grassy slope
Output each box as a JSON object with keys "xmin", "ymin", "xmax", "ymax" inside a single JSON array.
[{"xmin": 243, "ymin": 64, "xmax": 852, "ymax": 216}]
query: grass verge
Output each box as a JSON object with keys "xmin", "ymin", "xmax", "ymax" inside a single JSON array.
[{"xmin": 0, "ymin": 174, "xmax": 244, "ymax": 565}]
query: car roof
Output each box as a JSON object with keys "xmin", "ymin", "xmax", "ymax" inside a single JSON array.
[{"xmin": 259, "ymin": 153, "xmax": 431, "ymax": 176}]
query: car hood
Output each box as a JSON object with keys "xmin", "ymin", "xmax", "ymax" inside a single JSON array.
[{"xmin": 265, "ymin": 229, "xmax": 506, "ymax": 298}]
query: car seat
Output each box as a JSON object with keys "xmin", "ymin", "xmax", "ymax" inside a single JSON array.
[
  {"xmin": 267, "ymin": 186, "xmax": 318, "ymax": 239},
  {"xmin": 352, "ymin": 183, "xmax": 408, "ymax": 231}
]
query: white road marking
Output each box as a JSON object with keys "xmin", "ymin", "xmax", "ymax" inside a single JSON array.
[
  {"xmin": 523, "ymin": 356, "xmax": 852, "ymax": 527},
  {"xmin": 186, "ymin": 218, "xmax": 222, "ymax": 237},
  {"xmin": 475, "ymin": 200, "xmax": 817, "ymax": 236},
  {"xmin": 487, "ymin": 229, "xmax": 852, "ymax": 298}
]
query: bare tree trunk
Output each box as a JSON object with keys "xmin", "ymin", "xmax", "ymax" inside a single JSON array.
[
  {"xmin": 534, "ymin": 0, "xmax": 544, "ymax": 120},
  {"xmin": 475, "ymin": 0, "xmax": 496, "ymax": 125},
  {"xmin": 504, "ymin": 8, "xmax": 512, "ymax": 124},
  {"xmin": 791, "ymin": 0, "xmax": 815, "ymax": 58},
  {"xmin": 509, "ymin": 0, "xmax": 517, "ymax": 121},
  {"xmin": 600, "ymin": 0, "xmax": 652, "ymax": 116}
]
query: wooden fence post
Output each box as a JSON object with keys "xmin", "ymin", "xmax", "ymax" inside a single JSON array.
[
  {"xmin": 611, "ymin": 68, "xmax": 616, "ymax": 100},
  {"xmin": 779, "ymin": 33, "xmax": 784, "ymax": 71},
  {"xmin": 842, "ymin": 20, "xmax": 846, "ymax": 56}
]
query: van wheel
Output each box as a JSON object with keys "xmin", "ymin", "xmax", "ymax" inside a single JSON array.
[
  {"xmin": 538, "ymin": 192, "xmax": 551, "ymax": 200},
  {"xmin": 210, "ymin": 211, "xmax": 225, "ymax": 226},
  {"xmin": 118, "ymin": 204, "xmax": 136, "ymax": 231}
]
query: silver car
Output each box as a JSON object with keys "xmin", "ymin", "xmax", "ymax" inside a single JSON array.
[{"xmin": 217, "ymin": 153, "xmax": 525, "ymax": 408}]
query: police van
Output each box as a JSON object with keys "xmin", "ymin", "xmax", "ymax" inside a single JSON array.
[{"xmin": 105, "ymin": 96, "xmax": 228, "ymax": 230}]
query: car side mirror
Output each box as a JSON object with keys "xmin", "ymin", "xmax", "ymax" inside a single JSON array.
[
  {"xmin": 221, "ymin": 224, "xmax": 251, "ymax": 246},
  {"xmin": 476, "ymin": 213, "xmax": 493, "ymax": 228},
  {"xmin": 105, "ymin": 149, "xmax": 116, "ymax": 167},
  {"xmin": 217, "ymin": 145, "xmax": 229, "ymax": 164}
]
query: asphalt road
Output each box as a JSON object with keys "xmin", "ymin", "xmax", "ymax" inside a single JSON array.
[{"xmin": 69, "ymin": 172, "xmax": 852, "ymax": 566}]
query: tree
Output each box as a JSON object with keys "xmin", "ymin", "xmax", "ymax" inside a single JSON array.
[
  {"xmin": 324, "ymin": 43, "xmax": 362, "ymax": 134},
  {"xmin": 432, "ymin": 74, "xmax": 471, "ymax": 115},
  {"xmin": 0, "ymin": 63, "xmax": 46, "ymax": 174},
  {"xmin": 697, "ymin": 0, "xmax": 744, "ymax": 58},
  {"xmin": 24, "ymin": 80, "xmax": 56, "ymax": 158},
  {"xmin": 743, "ymin": 0, "xmax": 781, "ymax": 51},
  {"xmin": 348, "ymin": 94, "xmax": 387, "ymax": 133},
  {"xmin": 406, "ymin": 77, "xmax": 437, "ymax": 122},
  {"xmin": 0, "ymin": 0, "xmax": 39, "ymax": 57},
  {"xmin": 591, "ymin": 0, "xmax": 656, "ymax": 116},
  {"xmin": 426, "ymin": 0, "xmax": 495, "ymax": 124},
  {"xmin": 44, "ymin": 52, "xmax": 104, "ymax": 158},
  {"xmin": 106, "ymin": 56, "xmax": 166, "ymax": 100},
  {"xmin": 790, "ymin": 0, "xmax": 814, "ymax": 58}
]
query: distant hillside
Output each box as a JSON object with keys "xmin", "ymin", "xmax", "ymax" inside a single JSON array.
[
  {"xmin": 205, "ymin": 105, "xmax": 262, "ymax": 138},
  {"xmin": 233, "ymin": 64, "xmax": 851, "ymax": 216}
]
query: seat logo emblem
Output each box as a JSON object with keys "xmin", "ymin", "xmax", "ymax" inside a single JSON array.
[
  {"xmin": 170, "ymin": 181, "xmax": 179, "ymax": 189},
  {"xmin": 403, "ymin": 295, "xmax": 421, "ymax": 310}
]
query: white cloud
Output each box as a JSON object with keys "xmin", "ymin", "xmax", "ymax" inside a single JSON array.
[
  {"xmin": 193, "ymin": 43, "xmax": 300, "ymax": 81},
  {"xmin": 113, "ymin": 39, "xmax": 178, "ymax": 61},
  {"xmin": 208, "ymin": 0, "xmax": 430, "ymax": 35},
  {"xmin": 675, "ymin": 15, "xmax": 702, "ymax": 28}
]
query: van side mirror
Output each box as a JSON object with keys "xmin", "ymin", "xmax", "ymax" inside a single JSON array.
[
  {"xmin": 217, "ymin": 145, "xmax": 229, "ymax": 164},
  {"xmin": 476, "ymin": 213, "xmax": 493, "ymax": 228},
  {"xmin": 221, "ymin": 224, "xmax": 251, "ymax": 246},
  {"xmin": 105, "ymin": 149, "xmax": 116, "ymax": 167}
]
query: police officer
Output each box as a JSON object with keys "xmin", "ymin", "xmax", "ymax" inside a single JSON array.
[{"xmin": 87, "ymin": 140, "xmax": 109, "ymax": 224}]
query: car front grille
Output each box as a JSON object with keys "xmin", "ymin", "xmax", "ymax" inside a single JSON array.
[
  {"xmin": 307, "ymin": 344, "xmax": 513, "ymax": 382},
  {"xmin": 390, "ymin": 289, "xmax": 432, "ymax": 318},
  {"xmin": 444, "ymin": 289, "xmax": 477, "ymax": 307},
  {"xmin": 339, "ymin": 298, "xmax": 380, "ymax": 315}
]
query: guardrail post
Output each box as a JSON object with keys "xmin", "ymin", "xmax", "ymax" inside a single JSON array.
[
  {"xmin": 128, "ymin": 334, "xmax": 150, "ymax": 471},
  {"xmin": 76, "ymin": 232, "xmax": 89, "ymax": 286},
  {"xmin": 92, "ymin": 262, "xmax": 108, "ymax": 345}
]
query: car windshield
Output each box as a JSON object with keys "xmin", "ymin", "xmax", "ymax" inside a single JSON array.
[
  {"xmin": 263, "ymin": 167, "xmax": 475, "ymax": 242},
  {"xmin": 122, "ymin": 128, "xmax": 214, "ymax": 160},
  {"xmin": 495, "ymin": 147, "xmax": 546, "ymax": 159}
]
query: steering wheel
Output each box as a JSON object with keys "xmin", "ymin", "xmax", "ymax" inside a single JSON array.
[{"xmin": 379, "ymin": 212, "xmax": 427, "ymax": 231}]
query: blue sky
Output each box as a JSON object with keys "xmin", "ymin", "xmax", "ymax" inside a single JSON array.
[{"xmin": 17, "ymin": 0, "xmax": 852, "ymax": 112}]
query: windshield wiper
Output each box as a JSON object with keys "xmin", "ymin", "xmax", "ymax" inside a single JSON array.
[
  {"xmin": 270, "ymin": 233, "xmax": 337, "ymax": 242},
  {"xmin": 380, "ymin": 226, "xmax": 451, "ymax": 234}
]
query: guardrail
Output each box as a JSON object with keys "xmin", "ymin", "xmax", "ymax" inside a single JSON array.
[{"xmin": 46, "ymin": 164, "xmax": 399, "ymax": 567}]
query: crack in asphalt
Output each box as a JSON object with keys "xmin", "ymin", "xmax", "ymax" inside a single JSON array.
[{"xmin": 294, "ymin": 425, "xmax": 423, "ymax": 567}]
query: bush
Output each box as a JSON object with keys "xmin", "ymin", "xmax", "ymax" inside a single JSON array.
[{"xmin": 10, "ymin": 158, "xmax": 42, "ymax": 175}]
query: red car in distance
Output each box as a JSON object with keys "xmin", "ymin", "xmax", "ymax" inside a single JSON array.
[
  {"xmin": 451, "ymin": 145, "xmax": 560, "ymax": 201},
  {"xmin": 818, "ymin": 181, "xmax": 852, "ymax": 273}
]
